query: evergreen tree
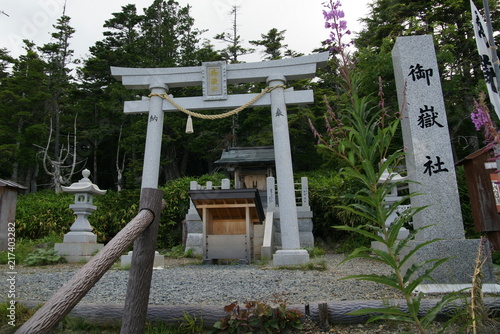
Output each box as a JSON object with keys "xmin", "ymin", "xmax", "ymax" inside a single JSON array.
[
  {"xmin": 353, "ymin": 0, "xmax": 500, "ymax": 160},
  {"xmin": 77, "ymin": 4, "xmax": 145, "ymax": 190},
  {"xmin": 250, "ymin": 28, "xmax": 289, "ymax": 60},
  {"xmin": 214, "ymin": 6, "xmax": 255, "ymax": 63},
  {"xmin": 0, "ymin": 42, "xmax": 49, "ymax": 190}
]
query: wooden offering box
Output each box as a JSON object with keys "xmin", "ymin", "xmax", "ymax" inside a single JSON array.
[{"xmin": 189, "ymin": 189, "xmax": 265, "ymax": 264}]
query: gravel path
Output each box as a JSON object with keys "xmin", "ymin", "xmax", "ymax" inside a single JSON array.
[
  {"xmin": 9, "ymin": 254, "xmax": 404, "ymax": 306},
  {"xmin": 5, "ymin": 254, "xmax": 500, "ymax": 333}
]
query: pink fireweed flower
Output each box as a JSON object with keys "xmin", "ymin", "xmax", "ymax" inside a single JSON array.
[
  {"xmin": 470, "ymin": 106, "xmax": 489, "ymax": 131},
  {"xmin": 471, "ymin": 93, "xmax": 500, "ymax": 146},
  {"xmin": 322, "ymin": 0, "xmax": 354, "ymax": 55}
]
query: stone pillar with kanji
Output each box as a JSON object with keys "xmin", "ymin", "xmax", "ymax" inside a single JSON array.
[{"xmin": 392, "ymin": 35, "xmax": 496, "ymax": 288}]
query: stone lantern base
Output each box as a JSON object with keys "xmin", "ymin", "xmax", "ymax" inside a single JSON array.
[{"xmin": 55, "ymin": 231, "xmax": 103, "ymax": 263}]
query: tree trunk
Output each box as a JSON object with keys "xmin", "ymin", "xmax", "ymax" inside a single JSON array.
[
  {"xmin": 93, "ymin": 138, "xmax": 98, "ymax": 185},
  {"xmin": 120, "ymin": 188, "xmax": 163, "ymax": 333}
]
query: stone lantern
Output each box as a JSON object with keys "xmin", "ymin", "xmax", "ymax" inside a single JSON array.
[{"xmin": 55, "ymin": 169, "xmax": 106, "ymax": 262}]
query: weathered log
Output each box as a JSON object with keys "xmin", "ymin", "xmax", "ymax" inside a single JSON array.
[
  {"xmin": 12, "ymin": 301, "xmax": 228, "ymax": 328},
  {"xmin": 12, "ymin": 297, "xmax": 500, "ymax": 329},
  {"xmin": 121, "ymin": 188, "xmax": 164, "ymax": 333},
  {"xmin": 307, "ymin": 298, "xmax": 500, "ymax": 324},
  {"xmin": 15, "ymin": 188, "xmax": 164, "ymax": 334}
]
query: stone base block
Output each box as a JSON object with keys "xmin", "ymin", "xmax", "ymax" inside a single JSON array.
[
  {"xmin": 120, "ymin": 251, "xmax": 164, "ymax": 268},
  {"xmin": 63, "ymin": 231, "xmax": 97, "ymax": 243},
  {"xmin": 414, "ymin": 283, "xmax": 500, "ymax": 294},
  {"xmin": 402, "ymin": 239, "xmax": 495, "ymax": 284},
  {"xmin": 54, "ymin": 242, "xmax": 103, "ymax": 263},
  {"xmin": 185, "ymin": 233, "xmax": 203, "ymax": 256},
  {"xmin": 273, "ymin": 249, "xmax": 310, "ymax": 266}
]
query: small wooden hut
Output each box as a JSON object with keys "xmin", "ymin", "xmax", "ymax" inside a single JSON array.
[
  {"xmin": 460, "ymin": 147, "xmax": 500, "ymax": 250},
  {"xmin": 0, "ymin": 179, "xmax": 27, "ymax": 251}
]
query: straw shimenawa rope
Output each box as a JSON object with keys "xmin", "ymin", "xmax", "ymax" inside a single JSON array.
[{"xmin": 148, "ymin": 84, "xmax": 286, "ymax": 120}]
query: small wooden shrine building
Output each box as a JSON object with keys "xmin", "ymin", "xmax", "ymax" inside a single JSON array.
[
  {"xmin": 460, "ymin": 147, "xmax": 500, "ymax": 250},
  {"xmin": 189, "ymin": 188, "xmax": 265, "ymax": 264},
  {"xmin": 0, "ymin": 179, "xmax": 26, "ymax": 251},
  {"xmin": 184, "ymin": 146, "xmax": 314, "ymax": 263}
]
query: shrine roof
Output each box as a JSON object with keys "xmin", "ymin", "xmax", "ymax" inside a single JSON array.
[
  {"xmin": 189, "ymin": 188, "xmax": 265, "ymax": 222},
  {"xmin": 214, "ymin": 147, "xmax": 275, "ymax": 166}
]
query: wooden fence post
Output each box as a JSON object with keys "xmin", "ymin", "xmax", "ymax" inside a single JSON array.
[
  {"xmin": 15, "ymin": 188, "xmax": 164, "ymax": 334},
  {"xmin": 121, "ymin": 188, "xmax": 164, "ymax": 333}
]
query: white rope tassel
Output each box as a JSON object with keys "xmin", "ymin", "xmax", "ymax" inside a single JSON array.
[{"xmin": 185, "ymin": 115, "xmax": 193, "ymax": 134}]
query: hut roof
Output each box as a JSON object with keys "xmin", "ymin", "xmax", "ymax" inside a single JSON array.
[{"xmin": 0, "ymin": 179, "xmax": 27, "ymax": 190}]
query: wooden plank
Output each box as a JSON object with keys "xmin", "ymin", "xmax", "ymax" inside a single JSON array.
[
  {"xmin": 206, "ymin": 235, "xmax": 247, "ymax": 259},
  {"xmin": 246, "ymin": 207, "xmax": 251, "ymax": 263},
  {"xmin": 208, "ymin": 220, "xmax": 246, "ymax": 235},
  {"xmin": 123, "ymin": 89, "xmax": 314, "ymax": 114}
]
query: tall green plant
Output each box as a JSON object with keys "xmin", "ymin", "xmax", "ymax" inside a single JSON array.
[{"xmin": 310, "ymin": 1, "xmax": 461, "ymax": 332}]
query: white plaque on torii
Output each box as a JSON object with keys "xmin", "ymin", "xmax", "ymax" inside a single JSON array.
[{"xmin": 111, "ymin": 52, "xmax": 329, "ymax": 265}]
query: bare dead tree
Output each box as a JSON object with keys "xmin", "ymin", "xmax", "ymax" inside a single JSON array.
[{"xmin": 36, "ymin": 115, "xmax": 85, "ymax": 193}]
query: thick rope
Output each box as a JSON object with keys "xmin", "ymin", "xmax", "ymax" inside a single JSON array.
[{"xmin": 149, "ymin": 84, "xmax": 286, "ymax": 120}]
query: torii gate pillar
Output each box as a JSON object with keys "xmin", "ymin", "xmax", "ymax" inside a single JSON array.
[{"xmin": 268, "ymin": 75, "xmax": 309, "ymax": 265}]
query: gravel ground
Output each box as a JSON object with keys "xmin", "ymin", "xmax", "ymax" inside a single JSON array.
[
  {"xmin": 4, "ymin": 254, "xmax": 500, "ymax": 333},
  {"xmin": 11, "ymin": 254, "xmax": 403, "ymax": 306}
]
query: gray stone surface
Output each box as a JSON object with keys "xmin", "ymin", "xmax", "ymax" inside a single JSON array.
[
  {"xmin": 401, "ymin": 239, "xmax": 495, "ymax": 284},
  {"xmin": 184, "ymin": 233, "xmax": 203, "ymax": 255},
  {"xmin": 62, "ymin": 231, "xmax": 97, "ymax": 243},
  {"xmin": 392, "ymin": 35, "xmax": 464, "ymax": 241},
  {"xmin": 268, "ymin": 76, "xmax": 301, "ymax": 252},
  {"xmin": 121, "ymin": 251, "xmax": 164, "ymax": 268},
  {"xmin": 185, "ymin": 219, "xmax": 202, "ymax": 233},
  {"xmin": 273, "ymin": 249, "xmax": 310, "ymax": 266},
  {"xmin": 54, "ymin": 242, "xmax": 103, "ymax": 263},
  {"xmin": 274, "ymin": 232, "xmax": 314, "ymax": 248}
]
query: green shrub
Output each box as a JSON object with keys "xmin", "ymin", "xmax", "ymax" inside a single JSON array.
[
  {"xmin": 15, "ymin": 190, "xmax": 73, "ymax": 240},
  {"xmin": 14, "ymin": 174, "xmax": 228, "ymax": 249},
  {"xmin": 91, "ymin": 189, "xmax": 141, "ymax": 243},
  {"xmin": 456, "ymin": 166, "xmax": 479, "ymax": 239},
  {"xmin": 165, "ymin": 245, "xmax": 191, "ymax": 258},
  {"xmin": 491, "ymin": 251, "xmax": 500, "ymax": 265},
  {"xmin": 305, "ymin": 170, "xmax": 367, "ymax": 244},
  {"xmin": 24, "ymin": 249, "xmax": 66, "ymax": 266},
  {"xmin": 0, "ymin": 233, "xmax": 63, "ymax": 265},
  {"xmin": 0, "ymin": 301, "xmax": 38, "ymax": 331},
  {"xmin": 305, "ymin": 246, "xmax": 325, "ymax": 258}
]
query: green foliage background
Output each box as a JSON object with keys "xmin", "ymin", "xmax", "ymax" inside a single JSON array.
[
  {"xmin": 14, "ymin": 170, "xmax": 475, "ymax": 249},
  {"xmin": 14, "ymin": 174, "xmax": 227, "ymax": 249}
]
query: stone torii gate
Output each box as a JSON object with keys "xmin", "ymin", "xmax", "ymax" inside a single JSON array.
[{"xmin": 111, "ymin": 52, "xmax": 328, "ymax": 266}]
